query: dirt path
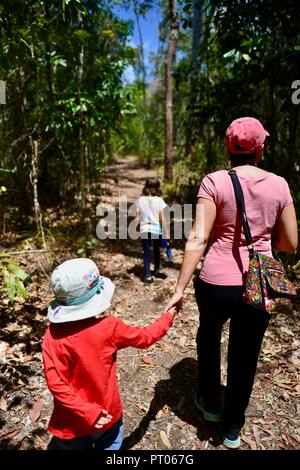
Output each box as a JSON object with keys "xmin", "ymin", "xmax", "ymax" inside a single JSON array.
[{"xmin": 0, "ymin": 156, "xmax": 299, "ymax": 450}]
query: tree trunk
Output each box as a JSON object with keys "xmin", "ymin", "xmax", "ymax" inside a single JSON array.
[
  {"xmin": 77, "ymin": 44, "xmax": 86, "ymax": 219},
  {"xmin": 164, "ymin": 0, "xmax": 179, "ymax": 182},
  {"xmin": 133, "ymin": 0, "xmax": 151, "ymax": 168},
  {"xmin": 185, "ymin": 1, "xmax": 203, "ymax": 158},
  {"xmin": 30, "ymin": 137, "xmax": 46, "ymax": 248}
]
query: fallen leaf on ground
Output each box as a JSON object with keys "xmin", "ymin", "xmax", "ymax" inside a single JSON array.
[
  {"xmin": 30, "ymin": 397, "xmax": 43, "ymax": 423},
  {"xmin": 22, "ymin": 355, "xmax": 33, "ymax": 363},
  {"xmin": 0, "ymin": 428, "xmax": 20, "ymax": 439},
  {"xmin": 35, "ymin": 435, "xmax": 49, "ymax": 450},
  {"xmin": 281, "ymin": 434, "xmax": 289, "ymax": 446},
  {"xmin": 253, "ymin": 425, "xmax": 261, "ymax": 447},
  {"xmin": 0, "ymin": 341, "xmax": 9, "ymax": 357},
  {"xmin": 135, "ymin": 403, "xmax": 148, "ymax": 412},
  {"xmin": 142, "ymin": 355, "xmax": 153, "ymax": 365},
  {"xmin": 0, "ymin": 396, "xmax": 8, "ymax": 411},
  {"xmin": 277, "ymin": 443, "xmax": 286, "ymax": 450},
  {"xmin": 161, "ymin": 404, "xmax": 170, "ymax": 415},
  {"xmin": 242, "ymin": 435, "xmax": 257, "ymax": 450},
  {"xmin": 160, "ymin": 430, "xmax": 171, "ymax": 449},
  {"xmin": 280, "ymin": 327, "xmax": 294, "ymax": 336},
  {"xmin": 163, "ymin": 343, "xmax": 173, "ymax": 353}
]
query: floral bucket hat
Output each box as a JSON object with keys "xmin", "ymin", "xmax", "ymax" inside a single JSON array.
[{"xmin": 48, "ymin": 258, "xmax": 115, "ymax": 323}]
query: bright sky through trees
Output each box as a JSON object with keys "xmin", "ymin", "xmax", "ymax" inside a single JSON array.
[{"xmin": 113, "ymin": 3, "xmax": 160, "ymax": 82}]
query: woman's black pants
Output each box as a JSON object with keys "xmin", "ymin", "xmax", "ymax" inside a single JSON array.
[{"xmin": 194, "ymin": 277, "xmax": 270, "ymax": 431}]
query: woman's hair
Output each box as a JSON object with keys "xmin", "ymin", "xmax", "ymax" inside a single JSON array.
[
  {"xmin": 229, "ymin": 152, "xmax": 256, "ymax": 167},
  {"xmin": 143, "ymin": 177, "xmax": 162, "ymax": 196}
]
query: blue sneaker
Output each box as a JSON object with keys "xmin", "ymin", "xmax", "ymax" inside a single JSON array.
[
  {"xmin": 193, "ymin": 393, "xmax": 222, "ymax": 423},
  {"xmin": 223, "ymin": 428, "xmax": 241, "ymax": 449}
]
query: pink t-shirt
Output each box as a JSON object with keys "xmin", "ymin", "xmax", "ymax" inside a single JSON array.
[{"xmin": 198, "ymin": 170, "xmax": 293, "ymax": 285}]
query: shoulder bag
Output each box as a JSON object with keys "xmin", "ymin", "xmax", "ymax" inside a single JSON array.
[{"xmin": 228, "ymin": 169, "xmax": 296, "ymax": 314}]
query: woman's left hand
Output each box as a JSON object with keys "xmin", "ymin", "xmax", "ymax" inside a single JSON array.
[{"xmin": 164, "ymin": 290, "xmax": 184, "ymax": 314}]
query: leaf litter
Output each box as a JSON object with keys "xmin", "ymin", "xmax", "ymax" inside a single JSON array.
[{"xmin": 0, "ymin": 157, "xmax": 299, "ymax": 450}]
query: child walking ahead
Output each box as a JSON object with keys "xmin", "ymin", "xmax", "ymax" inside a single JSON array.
[
  {"xmin": 42, "ymin": 258, "xmax": 176, "ymax": 450},
  {"xmin": 136, "ymin": 177, "xmax": 169, "ymax": 284}
]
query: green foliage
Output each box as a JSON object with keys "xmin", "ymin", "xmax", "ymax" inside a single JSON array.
[
  {"xmin": 124, "ymin": 0, "xmax": 299, "ymax": 212},
  {"xmin": 0, "ymin": 255, "xmax": 30, "ymax": 303},
  {"xmin": 0, "ymin": 0, "xmax": 299, "ymax": 232},
  {"xmin": 75, "ymin": 237, "xmax": 94, "ymax": 257},
  {"xmin": 0, "ymin": 0, "xmax": 135, "ymax": 215}
]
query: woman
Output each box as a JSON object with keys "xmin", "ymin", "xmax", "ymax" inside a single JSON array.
[{"xmin": 164, "ymin": 117, "xmax": 298, "ymax": 449}]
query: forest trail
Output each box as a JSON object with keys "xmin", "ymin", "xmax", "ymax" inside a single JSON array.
[{"xmin": 0, "ymin": 156, "xmax": 299, "ymax": 450}]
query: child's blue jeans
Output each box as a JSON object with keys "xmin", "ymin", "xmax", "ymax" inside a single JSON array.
[
  {"xmin": 48, "ymin": 418, "xmax": 124, "ymax": 450},
  {"xmin": 141, "ymin": 233, "xmax": 161, "ymax": 278}
]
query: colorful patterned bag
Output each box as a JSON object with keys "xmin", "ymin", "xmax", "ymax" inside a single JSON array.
[
  {"xmin": 243, "ymin": 250, "xmax": 296, "ymax": 314},
  {"xmin": 229, "ymin": 170, "xmax": 296, "ymax": 314}
]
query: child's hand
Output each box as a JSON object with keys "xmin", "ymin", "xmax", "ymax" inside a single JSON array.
[
  {"xmin": 167, "ymin": 306, "xmax": 179, "ymax": 317},
  {"xmin": 94, "ymin": 409, "xmax": 113, "ymax": 429}
]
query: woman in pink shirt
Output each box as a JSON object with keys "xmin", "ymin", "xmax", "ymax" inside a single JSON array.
[{"xmin": 165, "ymin": 117, "xmax": 298, "ymax": 449}]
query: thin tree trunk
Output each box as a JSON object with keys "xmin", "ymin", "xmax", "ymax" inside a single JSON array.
[
  {"xmin": 134, "ymin": 0, "xmax": 147, "ymax": 106},
  {"xmin": 45, "ymin": 2, "xmax": 53, "ymax": 99},
  {"xmin": 133, "ymin": 0, "xmax": 151, "ymax": 168},
  {"xmin": 77, "ymin": 44, "xmax": 86, "ymax": 218},
  {"xmin": 185, "ymin": 1, "xmax": 203, "ymax": 158},
  {"xmin": 30, "ymin": 137, "xmax": 46, "ymax": 248},
  {"xmin": 164, "ymin": 0, "xmax": 179, "ymax": 182}
]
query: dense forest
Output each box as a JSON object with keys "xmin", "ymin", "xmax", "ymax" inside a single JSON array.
[
  {"xmin": 0, "ymin": 0, "xmax": 299, "ymax": 452},
  {"xmin": 1, "ymin": 1, "xmax": 299, "ymax": 223}
]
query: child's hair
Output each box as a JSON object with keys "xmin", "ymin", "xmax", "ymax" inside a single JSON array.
[{"xmin": 142, "ymin": 177, "xmax": 162, "ymax": 196}]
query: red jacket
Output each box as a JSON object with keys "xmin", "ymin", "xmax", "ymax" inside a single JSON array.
[{"xmin": 42, "ymin": 312, "xmax": 173, "ymax": 439}]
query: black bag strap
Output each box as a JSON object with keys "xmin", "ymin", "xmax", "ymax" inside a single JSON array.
[{"xmin": 228, "ymin": 169, "xmax": 254, "ymax": 256}]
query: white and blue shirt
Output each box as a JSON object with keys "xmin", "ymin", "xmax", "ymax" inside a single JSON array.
[{"xmin": 136, "ymin": 196, "xmax": 167, "ymax": 235}]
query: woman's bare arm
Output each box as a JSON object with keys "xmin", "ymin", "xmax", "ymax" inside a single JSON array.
[
  {"xmin": 164, "ymin": 198, "xmax": 216, "ymax": 312},
  {"xmin": 272, "ymin": 203, "xmax": 298, "ymax": 252}
]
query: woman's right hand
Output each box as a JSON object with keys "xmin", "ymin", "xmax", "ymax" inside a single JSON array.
[{"xmin": 164, "ymin": 290, "xmax": 184, "ymax": 314}]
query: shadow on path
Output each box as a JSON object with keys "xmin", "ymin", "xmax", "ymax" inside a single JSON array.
[{"xmin": 122, "ymin": 357, "xmax": 222, "ymax": 450}]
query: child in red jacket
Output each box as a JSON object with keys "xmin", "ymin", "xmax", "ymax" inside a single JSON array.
[{"xmin": 42, "ymin": 257, "xmax": 177, "ymax": 450}]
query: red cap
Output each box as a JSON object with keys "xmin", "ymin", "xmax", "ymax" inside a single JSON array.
[{"xmin": 225, "ymin": 117, "xmax": 269, "ymax": 155}]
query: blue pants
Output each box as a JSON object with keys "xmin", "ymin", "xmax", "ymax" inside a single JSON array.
[
  {"xmin": 141, "ymin": 233, "xmax": 161, "ymax": 278},
  {"xmin": 49, "ymin": 418, "xmax": 124, "ymax": 450}
]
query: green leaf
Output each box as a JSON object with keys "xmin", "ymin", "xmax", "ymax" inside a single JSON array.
[
  {"xmin": 235, "ymin": 51, "xmax": 242, "ymax": 62},
  {"xmin": 74, "ymin": 30, "xmax": 91, "ymax": 42},
  {"xmin": 223, "ymin": 49, "xmax": 236, "ymax": 58},
  {"xmin": 20, "ymin": 38, "xmax": 34, "ymax": 56},
  {"xmin": 262, "ymin": 354, "xmax": 272, "ymax": 362},
  {"xmin": 292, "ymin": 260, "xmax": 300, "ymax": 270},
  {"xmin": 7, "ymin": 261, "xmax": 29, "ymax": 281},
  {"xmin": 280, "ymin": 327, "xmax": 294, "ymax": 336},
  {"xmin": 5, "ymin": 272, "xmax": 16, "ymax": 301},
  {"xmin": 242, "ymin": 53, "xmax": 251, "ymax": 62},
  {"xmin": 294, "ymin": 45, "xmax": 300, "ymax": 51},
  {"xmin": 77, "ymin": 248, "xmax": 85, "ymax": 254},
  {"xmin": 15, "ymin": 278, "xmax": 27, "ymax": 299}
]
